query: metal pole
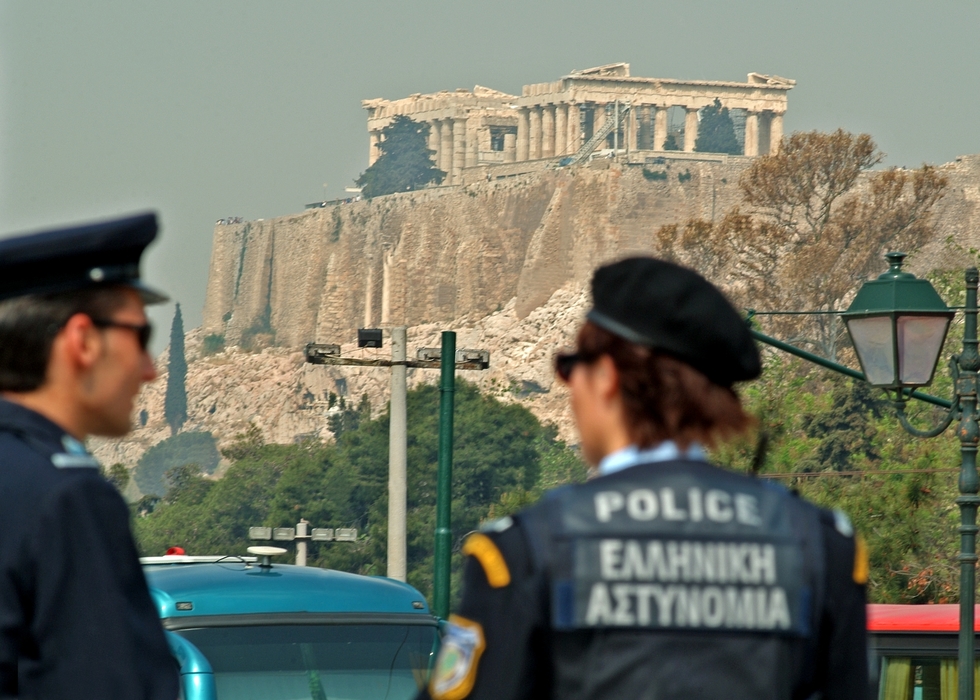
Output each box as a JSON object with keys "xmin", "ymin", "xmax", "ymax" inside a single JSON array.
[
  {"xmin": 613, "ymin": 101, "xmax": 619, "ymax": 151},
  {"xmin": 433, "ymin": 331, "xmax": 456, "ymax": 619},
  {"xmin": 749, "ymin": 327, "xmax": 952, "ymax": 409},
  {"xmin": 295, "ymin": 520, "xmax": 308, "ymax": 567},
  {"xmin": 958, "ymin": 267, "xmax": 980, "ymax": 700},
  {"xmin": 387, "ymin": 326, "xmax": 408, "ymax": 581}
]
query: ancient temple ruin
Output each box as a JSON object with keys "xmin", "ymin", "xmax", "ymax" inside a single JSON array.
[{"xmin": 362, "ymin": 63, "xmax": 795, "ymax": 185}]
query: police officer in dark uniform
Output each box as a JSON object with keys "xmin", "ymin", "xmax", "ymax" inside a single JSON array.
[
  {"xmin": 0, "ymin": 213, "xmax": 179, "ymax": 699},
  {"xmin": 420, "ymin": 257, "xmax": 868, "ymax": 700}
]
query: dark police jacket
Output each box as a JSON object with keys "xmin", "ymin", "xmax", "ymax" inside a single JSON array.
[
  {"xmin": 0, "ymin": 400, "xmax": 178, "ymax": 699},
  {"xmin": 419, "ymin": 459, "xmax": 868, "ymax": 700}
]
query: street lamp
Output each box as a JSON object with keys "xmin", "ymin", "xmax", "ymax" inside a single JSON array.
[
  {"xmin": 842, "ymin": 252, "xmax": 980, "ymax": 700},
  {"xmin": 843, "ymin": 252, "xmax": 954, "ymax": 390}
]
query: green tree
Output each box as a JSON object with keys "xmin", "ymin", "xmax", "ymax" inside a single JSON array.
[
  {"xmin": 134, "ymin": 431, "xmax": 220, "ymax": 497},
  {"xmin": 694, "ymin": 98, "xmax": 740, "ymax": 155},
  {"xmin": 162, "ymin": 463, "xmax": 212, "ymax": 506},
  {"xmin": 327, "ymin": 394, "xmax": 371, "ymax": 438},
  {"xmin": 164, "ymin": 303, "xmax": 188, "ymax": 435},
  {"xmin": 662, "ymin": 132, "xmax": 681, "ymax": 151},
  {"xmin": 133, "ymin": 380, "xmax": 586, "ymax": 604},
  {"xmin": 101, "ymin": 462, "xmax": 130, "ymax": 493},
  {"xmin": 798, "ymin": 377, "xmax": 883, "ymax": 472},
  {"xmin": 355, "ymin": 116, "xmax": 444, "ymax": 198}
]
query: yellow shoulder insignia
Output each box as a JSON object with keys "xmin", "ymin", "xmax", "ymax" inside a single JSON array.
[
  {"xmin": 429, "ymin": 615, "xmax": 486, "ymax": 700},
  {"xmin": 462, "ymin": 532, "xmax": 511, "ymax": 588},
  {"xmin": 853, "ymin": 534, "xmax": 869, "ymax": 585}
]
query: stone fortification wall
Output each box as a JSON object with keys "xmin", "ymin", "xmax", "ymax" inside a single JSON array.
[
  {"xmin": 203, "ymin": 158, "xmax": 752, "ymax": 349},
  {"xmin": 915, "ymin": 155, "xmax": 980, "ymax": 272}
]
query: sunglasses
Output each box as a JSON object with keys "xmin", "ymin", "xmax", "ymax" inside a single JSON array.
[
  {"xmin": 91, "ymin": 318, "xmax": 153, "ymax": 351},
  {"xmin": 554, "ymin": 351, "xmax": 594, "ymax": 382}
]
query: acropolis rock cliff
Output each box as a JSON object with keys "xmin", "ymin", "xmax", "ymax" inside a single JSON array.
[{"xmin": 91, "ymin": 154, "xmax": 980, "ymax": 473}]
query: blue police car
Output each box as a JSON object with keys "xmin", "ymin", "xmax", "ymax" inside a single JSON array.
[{"xmin": 142, "ymin": 547, "xmax": 438, "ymax": 700}]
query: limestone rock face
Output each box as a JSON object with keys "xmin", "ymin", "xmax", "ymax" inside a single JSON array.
[
  {"xmin": 89, "ymin": 284, "xmax": 590, "ymax": 470},
  {"xmin": 202, "ymin": 160, "xmax": 752, "ymax": 349}
]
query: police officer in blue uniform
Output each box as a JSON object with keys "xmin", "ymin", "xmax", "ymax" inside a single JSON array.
[
  {"xmin": 421, "ymin": 257, "xmax": 868, "ymax": 700},
  {"xmin": 0, "ymin": 213, "xmax": 179, "ymax": 699}
]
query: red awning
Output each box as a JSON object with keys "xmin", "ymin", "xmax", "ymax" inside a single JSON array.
[{"xmin": 867, "ymin": 604, "xmax": 980, "ymax": 632}]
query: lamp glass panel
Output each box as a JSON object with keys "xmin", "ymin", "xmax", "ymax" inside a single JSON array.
[
  {"xmin": 897, "ymin": 315, "xmax": 949, "ymax": 385},
  {"xmin": 847, "ymin": 316, "xmax": 896, "ymax": 385}
]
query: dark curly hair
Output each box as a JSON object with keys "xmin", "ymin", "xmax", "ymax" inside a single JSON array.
[{"xmin": 576, "ymin": 321, "xmax": 754, "ymax": 449}]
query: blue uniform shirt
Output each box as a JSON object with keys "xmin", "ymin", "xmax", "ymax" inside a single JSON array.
[{"xmin": 0, "ymin": 399, "xmax": 177, "ymax": 699}]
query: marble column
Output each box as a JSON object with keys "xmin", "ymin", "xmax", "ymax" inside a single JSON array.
[
  {"xmin": 427, "ymin": 122, "xmax": 440, "ymax": 166},
  {"xmin": 627, "ymin": 107, "xmax": 638, "ymax": 153},
  {"xmin": 503, "ymin": 133, "xmax": 516, "ymax": 162},
  {"xmin": 516, "ymin": 108, "xmax": 530, "ymax": 162},
  {"xmin": 453, "ymin": 117, "xmax": 467, "ymax": 183},
  {"xmin": 542, "ymin": 106, "xmax": 555, "ymax": 158},
  {"xmin": 683, "ymin": 107, "xmax": 699, "ymax": 152},
  {"xmin": 465, "ymin": 119, "xmax": 479, "ymax": 168},
  {"xmin": 758, "ymin": 113, "xmax": 772, "ymax": 157},
  {"xmin": 744, "ymin": 111, "xmax": 759, "ymax": 156},
  {"xmin": 440, "ymin": 119, "xmax": 453, "ymax": 184},
  {"xmin": 653, "ymin": 106, "xmax": 668, "ymax": 151},
  {"xmin": 529, "ymin": 107, "xmax": 542, "ymax": 160},
  {"xmin": 555, "ymin": 105, "xmax": 568, "ymax": 157},
  {"xmin": 567, "ymin": 103, "xmax": 581, "ymax": 153},
  {"xmin": 769, "ymin": 113, "xmax": 784, "ymax": 154},
  {"xmin": 369, "ymin": 130, "xmax": 382, "ymax": 166}
]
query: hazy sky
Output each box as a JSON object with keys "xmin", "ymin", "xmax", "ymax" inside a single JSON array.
[{"xmin": 1, "ymin": 1, "xmax": 978, "ymax": 349}]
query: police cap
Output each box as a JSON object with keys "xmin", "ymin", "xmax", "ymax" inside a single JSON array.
[
  {"xmin": 586, "ymin": 257, "xmax": 760, "ymax": 386},
  {"xmin": 0, "ymin": 212, "xmax": 168, "ymax": 304}
]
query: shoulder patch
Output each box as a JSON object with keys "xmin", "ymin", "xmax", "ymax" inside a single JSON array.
[
  {"xmin": 429, "ymin": 615, "xmax": 486, "ymax": 700},
  {"xmin": 853, "ymin": 534, "xmax": 869, "ymax": 585},
  {"xmin": 51, "ymin": 453, "xmax": 100, "ymax": 468},
  {"xmin": 833, "ymin": 510, "xmax": 854, "ymax": 538},
  {"xmin": 53, "ymin": 435, "xmax": 100, "ymax": 468},
  {"xmin": 462, "ymin": 533, "xmax": 511, "ymax": 588}
]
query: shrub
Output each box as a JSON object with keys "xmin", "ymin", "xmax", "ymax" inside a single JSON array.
[
  {"xmin": 134, "ymin": 432, "xmax": 220, "ymax": 497},
  {"xmin": 202, "ymin": 333, "xmax": 226, "ymax": 355}
]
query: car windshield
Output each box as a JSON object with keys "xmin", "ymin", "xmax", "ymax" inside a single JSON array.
[{"xmin": 177, "ymin": 623, "xmax": 438, "ymax": 700}]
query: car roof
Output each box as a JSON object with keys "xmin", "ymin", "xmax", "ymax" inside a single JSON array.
[
  {"xmin": 867, "ymin": 604, "xmax": 980, "ymax": 633},
  {"xmin": 144, "ymin": 560, "xmax": 432, "ymax": 622}
]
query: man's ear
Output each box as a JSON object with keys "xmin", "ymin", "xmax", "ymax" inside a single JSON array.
[{"xmin": 56, "ymin": 313, "xmax": 103, "ymax": 372}]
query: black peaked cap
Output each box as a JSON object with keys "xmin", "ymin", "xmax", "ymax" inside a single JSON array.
[
  {"xmin": 587, "ymin": 257, "xmax": 760, "ymax": 386},
  {"xmin": 0, "ymin": 212, "xmax": 168, "ymax": 304}
]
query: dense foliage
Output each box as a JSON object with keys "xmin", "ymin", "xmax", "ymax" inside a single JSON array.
[
  {"xmin": 355, "ymin": 116, "xmax": 445, "ymax": 198},
  {"xmin": 164, "ymin": 304, "xmax": 188, "ymax": 434},
  {"xmin": 717, "ymin": 351, "xmax": 961, "ymax": 604},
  {"xmin": 694, "ymin": 98, "xmax": 740, "ymax": 155},
  {"xmin": 133, "ymin": 431, "xmax": 221, "ymax": 497},
  {"xmin": 662, "ymin": 132, "xmax": 681, "ymax": 151},
  {"xmin": 130, "ymin": 344, "xmax": 973, "ymax": 605},
  {"xmin": 134, "ymin": 381, "xmax": 586, "ymax": 603}
]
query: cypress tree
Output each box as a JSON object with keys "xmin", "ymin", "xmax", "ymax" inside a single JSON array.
[
  {"xmin": 164, "ymin": 303, "xmax": 188, "ymax": 435},
  {"xmin": 355, "ymin": 116, "xmax": 444, "ymax": 198},
  {"xmin": 694, "ymin": 98, "xmax": 740, "ymax": 155}
]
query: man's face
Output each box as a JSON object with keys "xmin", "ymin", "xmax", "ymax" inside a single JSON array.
[{"xmin": 81, "ymin": 289, "xmax": 157, "ymax": 437}]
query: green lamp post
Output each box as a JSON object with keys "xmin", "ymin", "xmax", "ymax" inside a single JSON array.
[{"xmin": 842, "ymin": 252, "xmax": 978, "ymax": 700}]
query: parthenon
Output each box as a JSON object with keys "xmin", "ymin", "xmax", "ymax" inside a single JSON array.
[{"xmin": 362, "ymin": 63, "xmax": 795, "ymax": 185}]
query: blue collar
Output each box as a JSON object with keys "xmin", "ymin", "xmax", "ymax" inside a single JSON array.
[{"xmin": 598, "ymin": 441, "xmax": 707, "ymax": 476}]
